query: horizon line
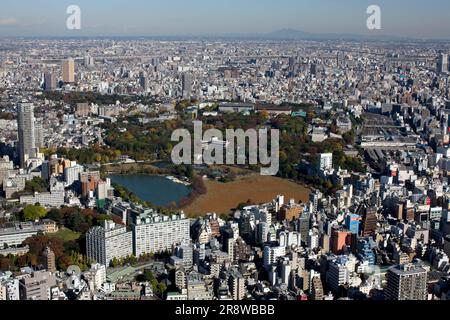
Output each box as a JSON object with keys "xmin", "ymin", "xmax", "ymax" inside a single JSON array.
[{"xmin": 1, "ymin": 28, "xmax": 450, "ymax": 42}]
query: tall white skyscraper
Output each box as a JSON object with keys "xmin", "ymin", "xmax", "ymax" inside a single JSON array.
[
  {"xmin": 17, "ymin": 103, "xmax": 36, "ymax": 168},
  {"xmin": 437, "ymin": 53, "xmax": 449, "ymax": 74}
]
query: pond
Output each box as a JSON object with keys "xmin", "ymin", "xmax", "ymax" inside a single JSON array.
[{"xmin": 108, "ymin": 174, "xmax": 191, "ymax": 207}]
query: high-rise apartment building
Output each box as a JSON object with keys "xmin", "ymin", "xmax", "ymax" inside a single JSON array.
[
  {"xmin": 86, "ymin": 220, "xmax": 133, "ymax": 266},
  {"xmin": 385, "ymin": 264, "xmax": 428, "ymax": 300},
  {"xmin": 63, "ymin": 164, "xmax": 84, "ymax": 187},
  {"xmin": 263, "ymin": 245, "xmax": 286, "ymax": 270},
  {"xmin": 139, "ymin": 71, "xmax": 148, "ymax": 90},
  {"xmin": 62, "ymin": 58, "xmax": 75, "ymax": 83},
  {"xmin": 327, "ymin": 255, "xmax": 354, "ymax": 293},
  {"xmin": 279, "ymin": 203, "xmax": 303, "ymax": 221},
  {"xmin": 75, "ymin": 103, "xmax": 91, "ymax": 117},
  {"xmin": 17, "ymin": 103, "xmax": 36, "ymax": 168},
  {"xmin": 297, "ymin": 212, "xmax": 310, "ymax": 245},
  {"xmin": 132, "ymin": 213, "xmax": 190, "ymax": 256},
  {"xmin": 182, "ymin": 73, "xmax": 193, "ymax": 99},
  {"xmin": 34, "ymin": 119, "xmax": 44, "ymax": 149},
  {"xmin": 310, "ymin": 63, "xmax": 317, "ymax": 76},
  {"xmin": 43, "ymin": 72, "xmax": 57, "ymax": 91},
  {"xmin": 437, "ymin": 53, "xmax": 449, "ymax": 74},
  {"xmin": 84, "ymin": 263, "xmax": 106, "ymax": 291},
  {"xmin": 228, "ymin": 271, "xmax": 245, "ymax": 300}
]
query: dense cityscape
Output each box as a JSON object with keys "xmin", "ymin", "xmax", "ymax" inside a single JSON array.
[{"xmin": 0, "ymin": 35, "xmax": 450, "ymax": 302}]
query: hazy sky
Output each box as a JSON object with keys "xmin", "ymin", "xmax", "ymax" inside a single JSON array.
[{"xmin": 1, "ymin": 0, "xmax": 450, "ymax": 38}]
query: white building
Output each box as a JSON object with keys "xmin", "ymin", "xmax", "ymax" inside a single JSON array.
[
  {"xmin": 86, "ymin": 220, "xmax": 133, "ymax": 266},
  {"xmin": 166, "ymin": 290, "xmax": 188, "ymax": 300},
  {"xmin": 0, "ymin": 222, "xmax": 44, "ymax": 247},
  {"xmin": 327, "ymin": 255, "xmax": 357, "ymax": 292},
  {"xmin": 132, "ymin": 213, "xmax": 190, "ymax": 256},
  {"xmin": 85, "ymin": 263, "xmax": 107, "ymax": 292},
  {"xmin": 319, "ymin": 153, "xmax": 333, "ymax": 172},
  {"xmin": 307, "ymin": 230, "xmax": 320, "ymax": 250},
  {"xmin": 20, "ymin": 191, "xmax": 65, "ymax": 208},
  {"xmin": 64, "ymin": 164, "xmax": 84, "ymax": 187},
  {"xmin": 263, "ymin": 245, "xmax": 286, "ymax": 270}
]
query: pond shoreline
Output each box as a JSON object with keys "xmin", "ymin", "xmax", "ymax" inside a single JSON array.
[{"xmin": 108, "ymin": 174, "xmax": 192, "ymax": 208}]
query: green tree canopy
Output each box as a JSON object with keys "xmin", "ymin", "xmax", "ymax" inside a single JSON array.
[{"xmin": 23, "ymin": 204, "xmax": 47, "ymax": 221}]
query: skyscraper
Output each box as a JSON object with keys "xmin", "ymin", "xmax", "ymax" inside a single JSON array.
[
  {"xmin": 43, "ymin": 72, "xmax": 56, "ymax": 91},
  {"xmin": 182, "ymin": 73, "xmax": 193, "ymax": 99},
  {"xmin": 437, "ymin": 53, "xmax": 449, "ymax": 74},
  {"xmin": 62, "ymin": 58, "xmax": 75, "ymax": 83},
  {"xmin": 139, "ymin": 71, "xmax": 148, "ymax": 90},
  {"xmin": 34, "ymin": 119, "xmax": 44, "ymax": 149},
  {"xmin": 297, "ymin": 212, "xmax": 310, "ymax": 245},
  {"xmin": 310, "ymin": 63, "xmax": 317, "ymax": 76},
  {"xmin": 288, "ymin": 57, "xmax": 296, "ymax": 72},
  {"xmin": 17, "ymin": 103, "xmax": 36, "ymax": 168},
  {"xmin": 385, "ymin": 264, "xmax": 428, "ymax": 300},
  {"xmin": 336, "ymin": 51, "xmax": 344, "ymax": 67}
]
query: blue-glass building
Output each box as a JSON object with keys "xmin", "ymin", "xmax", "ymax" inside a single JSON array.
[{"xmin": 345, "ymin": 214, "xmax": 360, "ymax": 235}]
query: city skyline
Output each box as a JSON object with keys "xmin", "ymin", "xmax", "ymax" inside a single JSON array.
[
  {"xmin": 2, "ymin": 1, "xmax": 450, "ymax": 305},
  {"xmin": 1, "ymin": 0, "xmax": 450, "ymax": 39}
]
